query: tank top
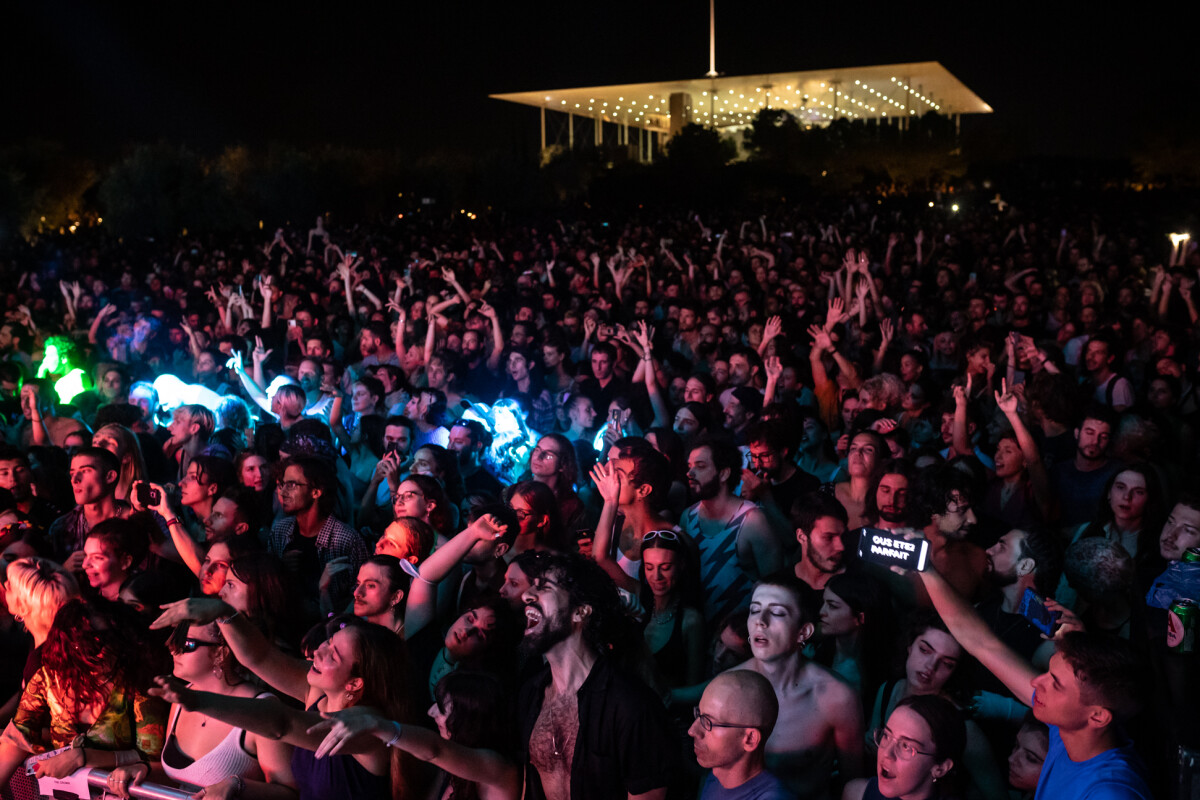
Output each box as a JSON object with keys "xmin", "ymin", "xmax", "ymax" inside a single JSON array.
[
  {"xmin": 161, "ymin": 693, "xmax": 270, "ymax": 790},
  {"xmin": 290, "ymin": 705, "xmax": 391, "ymax": 800},
  {"xmin": 683, "ymin": 500, "xmax": 756, "ymax": 622}
]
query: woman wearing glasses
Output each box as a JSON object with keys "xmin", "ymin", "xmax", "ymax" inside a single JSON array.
[
  {"xmin": 843, "ymin": 695, "xmax": 965, "ymax": 800},
  {"xmin": 105, "ymin": 622, "xmax": 298, "ymax": 800},
  {"xmin": 867, "ymin": 612, "xmax": 1005, "ymax": 800}
]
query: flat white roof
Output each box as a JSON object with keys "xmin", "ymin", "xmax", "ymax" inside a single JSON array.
[{"xmin": 491, "ymin": 61, "xmax": 991, "ymax": 132}]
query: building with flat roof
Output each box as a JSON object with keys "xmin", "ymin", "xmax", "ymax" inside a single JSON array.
[{"xmin": 491, "ymin": 61, "xmax": 990, "ymax": 161}]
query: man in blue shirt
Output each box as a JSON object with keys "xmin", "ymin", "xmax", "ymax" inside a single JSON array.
[{"xmin": 915, "ymin": 562, "xmax": 1150, "ymax": 800}]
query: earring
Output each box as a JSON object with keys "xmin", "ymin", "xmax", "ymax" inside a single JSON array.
[{"xmin": 344, "ymin": 691, "xmax": 355, "ymax": 703}]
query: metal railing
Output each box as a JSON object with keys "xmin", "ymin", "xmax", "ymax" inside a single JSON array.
[{"xmin": 28, "ymin": 767, "xmax": 192, "ymax": 800}]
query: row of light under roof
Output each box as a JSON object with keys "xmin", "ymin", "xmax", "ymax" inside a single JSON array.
[
  {"xmin": 541, "ymin": 76, "xmax": 943, "ymax": 122},
  {"xmin": 889, "ymin": 77, "xmax": 941, "ymax": 111}
]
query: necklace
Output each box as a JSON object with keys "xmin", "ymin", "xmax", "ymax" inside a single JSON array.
[{"xmin": 651, "ymin": 602, "xmax": 678, "ymax": 625}]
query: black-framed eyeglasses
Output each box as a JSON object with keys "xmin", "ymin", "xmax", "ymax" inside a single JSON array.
[
  {"xmin": 513, "ymin": 508, "xmax": 533, "ymax": 522},
  {"xmin": 693, "ymin": 706, "xmax": 759, "ymax": 732},
  {"xmin": 394, "ymin": 490, "xmax": 425, "ymax": 503},
  {"xmin": 872, "ymin": 728, "xmax": 936, "ymax": 760},
  {"xmin": 643, "ymin": 530, "xmax": 679, "ymax": 542},
  {"xmin": 276, "ymin": 480, "xmax": 310, "ymax": 493}
]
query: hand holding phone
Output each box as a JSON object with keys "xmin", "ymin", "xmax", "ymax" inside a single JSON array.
[
  {"xmin": 1019, "ymin": 588, "xmax": 1060, "ymax": 636},
  {"xmin": 857, "ymin": 527, "xmax": 931, "ymax": 571}
]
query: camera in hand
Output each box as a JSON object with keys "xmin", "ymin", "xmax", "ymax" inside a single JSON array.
[
  {"xmin": 136, "ymin": 483, "xmax": 161, "ymax": 507},
  {"xmin": 856, "ymin": 527, "xmax": 930, "ymax": 571}
]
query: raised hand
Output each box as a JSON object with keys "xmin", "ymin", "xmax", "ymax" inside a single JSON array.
[
  {"xmin": 441, "ymin": 266, "xmax": 457, "ymax": 284},
  {"xmin": 589, "ymin": 461, "xmax": 622, "ymax": 505},
  {"xmin": 879, "ymin": 318, "xmax": 894, "ymax": 346},
  {"xmin": 764, "ymin": 355, "xmax": 783, "ymax": 382},
  {"xmin": 762, "ymin": 315, "xmax": 782, "ymax": 344},
  {"xmin": 252, "ymin": 336, "xmax": 272, "ymax": 367},
  {"xmin": 807, "ymin": 324, "xmax": 834, "ymax": 352},
  {"xmin": 825, "ymin": 296, "xmax": 848, "ymax": 329},
  {"xmin": 994, "ymin": 378, "xmax": 1019, "ymax": 415}
]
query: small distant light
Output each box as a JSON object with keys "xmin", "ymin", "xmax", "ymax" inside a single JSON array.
[
  {"xmin": 951, "ymin": 204, "xmax": 960, "ymax": 212},
  {"xmin": 398, "ymin": 213, "xmax": 404, "ymax": 219},
  {"xmin": 928, "ymin": 201, "xmax": 935, "ymax": 208}
]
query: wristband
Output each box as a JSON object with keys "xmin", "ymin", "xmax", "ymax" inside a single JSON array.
[
  {"xmin": 385, "ymin": 721, "xmax": 403, "ymax": 748},
  {"xmin": 165, "ymin": 518, "xmax": 181, "ymax": 527}
]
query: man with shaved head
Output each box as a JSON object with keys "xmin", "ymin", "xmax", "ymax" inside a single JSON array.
[{"xmin": 690, "ymin": 670, "xmax": 790, "ymax": 800}]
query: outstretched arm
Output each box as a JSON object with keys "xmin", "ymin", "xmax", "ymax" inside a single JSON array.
[
  {"xmin": 916, "ymin": 565, "xmax": 1036, "ymax": 704},
  {"xmin": 308, "ymin": 708, "xmax": 520, "ymax": 800}
]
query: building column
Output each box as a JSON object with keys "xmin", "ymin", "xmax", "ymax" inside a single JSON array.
[
  {"xmin": 568, "ymin": 112, "xmax": 574, "ymax": 148},
  {"xmin": 540, "ymin": 107, "xmax": 546, "ymax": 151}
]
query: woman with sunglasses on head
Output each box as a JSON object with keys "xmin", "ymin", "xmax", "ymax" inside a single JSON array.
[
  {"xmin": 309, "ymin": 670, "xmax": 520, "ymax": 800},
  {"xmin": 638, "ymin": 530, "xmax": 705, "ymax": 690},
  {"xmin": 105, "ymin": 622, "xmax": 298, "ymax": 800},
  {"xmin": 843, "ymin": 695, "xmax": 965, "ymax": 800}
]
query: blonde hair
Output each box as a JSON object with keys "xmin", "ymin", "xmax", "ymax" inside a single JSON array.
[{"xmin": 6, "ymin": 558, "xmax": 80, "ymax": 632}]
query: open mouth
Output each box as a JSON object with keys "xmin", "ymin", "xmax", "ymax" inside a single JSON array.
[
  {"xmin": 751, "ymin": 634, "xmax": 769, "ymax": 648},
  {"xmin": 525, "ymin": 606, "xmax": 543, "ymax": 632},
  {"xmin": 879, "ymin": 765, "xmax": 895, "ymax": 780}
]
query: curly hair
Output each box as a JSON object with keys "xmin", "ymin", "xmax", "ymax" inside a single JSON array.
[{"xmin": 41, "ymin": 599, "xmax": 168, "ymax": 721}]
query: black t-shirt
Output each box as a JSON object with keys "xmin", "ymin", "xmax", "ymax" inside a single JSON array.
[{"xmin": 463, "ymin": 465, "xmax": 505, "ymax": 501}]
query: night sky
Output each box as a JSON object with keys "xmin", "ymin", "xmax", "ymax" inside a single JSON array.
[{"xmin": 3, "ymin": 2, "xmax": 1195, "ymax": 161}]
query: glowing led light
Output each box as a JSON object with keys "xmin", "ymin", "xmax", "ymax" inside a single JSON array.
[{"xmin": 929, "ymin": 201, "xmax": 935, "ymax": 207}]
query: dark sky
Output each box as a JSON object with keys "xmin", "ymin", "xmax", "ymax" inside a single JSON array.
[{"xmin": 3, "ymin": 2, "xmax": 1195, "ymax": 160}]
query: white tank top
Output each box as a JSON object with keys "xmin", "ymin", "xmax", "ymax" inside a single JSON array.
[{"xmin": 161, "ymin": 692, "xmax": 271, "ymax": 790}]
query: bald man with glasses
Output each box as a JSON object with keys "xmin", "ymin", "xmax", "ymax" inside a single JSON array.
[{"xmin": 690, "ymin": 670, "xmax": 791, "ymax": 800}]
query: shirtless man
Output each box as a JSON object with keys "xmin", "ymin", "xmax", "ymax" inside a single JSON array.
[{"xmin": 731, "ymin": 575, "xmax": 864, "ymax": 800}]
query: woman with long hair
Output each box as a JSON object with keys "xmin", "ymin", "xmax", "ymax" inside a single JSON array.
[
  {"xmin": 148, "ymin": 615, "xmax": 414, "ymax": 800},
  {"xmin": 638, "ymin": 532, "xmax": 705, "ymax": 689},
  {"xmin": 814, "ymin": 572, "xmax": 892, "ymax": 707},
  {"xmin": 410, "ymin": 445, "xmax": 467, "ymax": 521},
  {"xmin": 91, "ymin": 424, "xmax": 148, "ymax": 504},
  {"xmin": 309, "ymin": 670, "xmax": 519, "ymax": 800},
  {"xmin": 1071, "ymin": 463, "xmax": 1167, "ymax": 589},
  {"xmin": 844, "ymin": 695, "xmax": 966, "ymax": 800},
  {"xmin": 106, "ymin": 621, "xmax": 298, "ymax": 799},
  {"xmin": 220, "ymin": 551, "xmax": 300, "ymax": 650},
  {"xmin": 0, "ymin": 599, "xmax": 169, "ymax": 785},
  {"xmin": 525, "ymin": 434, "xmax": 585, "ymax": 530},
  {"xmin": 834, "ymin": 430, "xmax": 888, "ymax": 529}
]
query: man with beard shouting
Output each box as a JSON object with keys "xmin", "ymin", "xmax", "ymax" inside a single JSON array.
[
  {"xmin": 517, "ymin": 553, "xmax": 677, "ymax": 800},
  {"xmin": 680, "ymin": 437, "xmax": 784, "ymax": 624}
]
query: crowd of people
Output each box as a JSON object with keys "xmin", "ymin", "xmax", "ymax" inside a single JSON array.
[{"xmin": 0, "ymin": 196, "xmax": 1191, "ymax": 800}]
